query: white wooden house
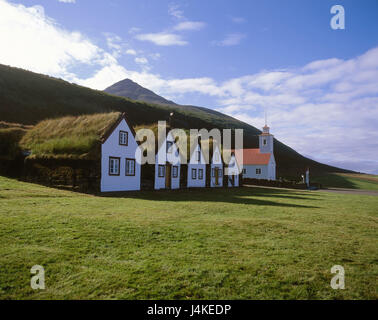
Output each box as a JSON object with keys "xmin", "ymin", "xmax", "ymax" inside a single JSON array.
[
  {"xmin": 187, "ymin": 138, "xmax": 206, "ymax": 188},
  {"xmin": 210, "ymin": 144, "xmax": 223, "ymax": 187},
  {"xmin": 101, "ymin": 114, "xmax": 141, "ymax": 192},
  {"xmin": 154, "ymin": 131, "xmax": 181, "ymax": 190},
  {"xmin": 226, "ymin": 152, "xmax": 240, "ymax": 187}
]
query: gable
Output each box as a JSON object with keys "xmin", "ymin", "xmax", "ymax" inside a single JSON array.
[
  {"xmin": 156, "ymin": 131, "xmax": 181, "ymax": 165},
  {"xmin": 212, "ymin": 145, "xmax": 222, "ymax": 164},
  {"xmin": 102, "ymin": 117, "xmax": 139, "ymax": 151},
  {"xmin": 189, "ymin": 143, "xmax": 206, "ymax": 164},
  {"xmin": 101, "ymin": 113, "xmax": 137, "ymax": 145}
]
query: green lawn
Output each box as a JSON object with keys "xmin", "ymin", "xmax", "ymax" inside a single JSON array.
[
  {"xmin": 312, "ymin": 173, "xmax": 378, "ymax": 191},
  {"xmin": 0, "ymin": 176, "xmax": 377, "ymax": 300}
]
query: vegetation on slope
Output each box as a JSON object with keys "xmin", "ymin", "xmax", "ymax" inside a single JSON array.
[
  {"xmin": 0, "ymin": 64, "xmax": 352, "ymax": 177},
  {"xmin": 0, "ymin": 176, "xmax": 376, "ymax": 299}
]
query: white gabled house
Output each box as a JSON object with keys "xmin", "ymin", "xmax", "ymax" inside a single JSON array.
[
  {"xmin": 210, "ymin": 144, "xmax": 223, "ymax": 187},
  {"xmin": 101, "ymin": 113, "xmax": 141, "ymax": 192},
  {"xmin": 187, "ymin": 138, "xmax": 206, "ymax": 188},
  {"xmin": 226, "ymin": 152, "xmax": 240, "ymax": 187},
  {"xmin": 154, "ymin": 131, "xmax": 181, "ymax": 190}
]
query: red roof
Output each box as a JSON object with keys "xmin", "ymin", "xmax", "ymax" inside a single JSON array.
[{"xmin": 234, "ymin": 148, "xmax": 271, "ymax": 165}]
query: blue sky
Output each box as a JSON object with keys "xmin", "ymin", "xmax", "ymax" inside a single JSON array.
[{"xmin": 1, "ymin": 0, "xmax": 378, "ymax": 173}]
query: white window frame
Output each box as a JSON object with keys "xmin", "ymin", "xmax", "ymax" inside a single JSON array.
[
  {"xmin": 198, "ymin": 169, "xmax": 203, "ymax": 180},
  {"xmin": 109, "ymin": 157, "xmax": 120, "ymax": 176},
  {"xmin": 119, "ymin": 131, "xmax": 128, "ymax": 146},
  {"xmin": 192, "ymin": 168, "xmax": 197, "ymax": 180},
  {"xmin": 126, "ymin": 158, "xmax": 135, "ymax": 176},
  {"xmin": 167, "ymin": 141, "xmax": 173, "ymax": 154}
]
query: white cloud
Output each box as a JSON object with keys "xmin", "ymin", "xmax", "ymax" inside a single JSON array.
[
  {"xmin": 173, "ymin": 21, "xmax": 205, "ymax": 31},
  {"xmin": 149, "ymin": 53, "xmax": 161, "ymax": 60},
  {"xmin": 58, "ymin": 0, "xmax": 76, "ymax": 3},
  {"xmin": 135, "ymin": 32, "xmax": 187, "ymax": 46},
  {"xmin": 128, "ymin": 27, "xmax": 141, "ymax": 34},
  {"xmin": 126, "ymin": 49, "xmax": 137, "ymax": 55},
  {"xmin": 0, "ymin": 0, "xmax": 99, "ymax": 77},
  {"xmin": 212, "ymin": 33, "xmax": 246, "ymax": 46},
  {"xmin": 168, "ymin": 3, "xmax": 184, "ymax": 20},
  {"xmin": 134, "ymin": 57, "xmax": 148, "ymax": 65}
]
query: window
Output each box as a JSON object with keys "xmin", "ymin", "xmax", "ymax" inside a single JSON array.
[
  {"xmin": 242, "ymin": 168, "xmax": 247, "ymax": 174},
  {"xmin": 212, "ymin": 168, "xmax": 215, "ymax": 177},
  {"xmin": 109, "ymin": 157, "xmax": 120, "ymax": 176},
  {"xmin": 197, "ymin": 151, "xmax": 201, "ymax": 162},
  {"xmin": 172, "ymin": 166, "xmax": 178, "ymax": 178},
  {"xmin": 191, "ymin": 168, "xmax": 197, "ymax": 179},
  {"xmin": 198, "ymin": 169, "xmax": 203, "ymax": 180},
  {"xmin": 119, "ymin": 131, "xmax": 128, "ymax": 146},
  {"xmin": 218, "ymin": 168, "xmax": 223, "ymax": 177},
  {"xmin": 263, "ymin": 139, "xmax": 267, "ymax": 146},
  {"xmin": 167, "ymin": 141, "xmax": 173, "ymax": 154},
  {"xmin": 126, "ymin": 158, "xmax": 135, "ymax": 176},
  {"xmin": 158, "ymin": 165, "xmax": 165, "ymax": 177},
  {"xmin": 256, "ymin": 168, "xmax": 262, "ymax": 175}
]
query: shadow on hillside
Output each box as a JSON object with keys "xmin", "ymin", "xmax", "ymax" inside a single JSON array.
[{"xmin": 100, "ymin": 186, "xmax": 320, "ymax": 209}]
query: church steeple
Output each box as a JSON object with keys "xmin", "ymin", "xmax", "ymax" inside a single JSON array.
[{"xmin": 259, "ymin": 123, "xmax": 273, "ymax": 154}]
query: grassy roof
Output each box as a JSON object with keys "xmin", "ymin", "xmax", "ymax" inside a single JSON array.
[{"xmin": 20, "ymin": 112, "xmax": 121, "ymax": 159}]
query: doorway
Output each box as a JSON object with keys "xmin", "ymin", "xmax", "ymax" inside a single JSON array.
[
  {"xmin": 165, "ymin": 163, "xmax": 172, "ymax": 189},
  {"xmin": 215, "ymin": 167, "xmax": 220, "ymax": 186}
]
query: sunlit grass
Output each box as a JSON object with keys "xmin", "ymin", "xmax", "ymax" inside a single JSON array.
[{"xmin": 0, "ymin": 176, "xmax": 377, "ymax": 300}]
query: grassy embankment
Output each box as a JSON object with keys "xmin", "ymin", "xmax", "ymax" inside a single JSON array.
[
  {"xmin": 0, "ymin": 176, "xmax": 376, "ymax": 299},
  {"xmin": 312, "ymin": 173, "xmax": 378, "ymax": 191}
]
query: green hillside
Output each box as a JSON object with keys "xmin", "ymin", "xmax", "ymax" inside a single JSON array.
[{"xmin": 0, "ymin": 64, "xmax": 352, "ymax": 178}]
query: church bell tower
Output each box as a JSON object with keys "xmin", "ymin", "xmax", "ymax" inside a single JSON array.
[{"xmin": 259, "ymin": 124, "xmax": 274, "ymax": 154}]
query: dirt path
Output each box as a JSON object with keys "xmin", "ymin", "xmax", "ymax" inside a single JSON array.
[{"xmin": 244, "ymin": 184, "xmax": 378, "ymax": 196}]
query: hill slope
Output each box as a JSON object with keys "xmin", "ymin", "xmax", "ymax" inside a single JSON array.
[{"xmin": 0, "ymin": 64, "xmax": 352, "ymax": 177}]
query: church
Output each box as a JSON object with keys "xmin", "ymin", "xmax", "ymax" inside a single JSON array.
[{"xmin": 235, "ymin": 124, "xmax": 276, "ymax": 181}]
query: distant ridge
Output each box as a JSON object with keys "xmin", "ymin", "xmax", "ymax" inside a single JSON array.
[{"xmin": 105, "ymin": 79, "xmax": 177, "ymax": 106}]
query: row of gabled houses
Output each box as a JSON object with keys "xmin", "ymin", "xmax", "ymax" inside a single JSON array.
[
  {"xmin": 21, "ymin": 112, "xmax": 276, "ymax": 193},
  {"xmin": 101, "ymin": 113, "xmax": 240, "ymax": 192}
]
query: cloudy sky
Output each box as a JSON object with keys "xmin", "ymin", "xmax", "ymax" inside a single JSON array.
[{"xmin": 1, "ymin": 0, "xmax": 378, "ymax": 173}]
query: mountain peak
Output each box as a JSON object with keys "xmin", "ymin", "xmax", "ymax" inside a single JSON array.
[{"xmin": 104, "ymin": 78, "xmax": 177, "ymax": 106}]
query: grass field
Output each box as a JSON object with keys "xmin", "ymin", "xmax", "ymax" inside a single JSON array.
[
  {"xmin": 312, "ymin": 173, "xmax": 378, "ymax": 191},
  {"xmin": 0, "ymin": 176, "xmax": 377, "ymax": 300}
]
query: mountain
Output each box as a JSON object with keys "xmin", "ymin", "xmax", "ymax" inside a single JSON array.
[
  {"xmin": 105, "ymin": 79, "xmax": 177, "ymax": 106},
  {"xmin": 0, "ymin": 63, "xmax": 353, "ymax": 178}
]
